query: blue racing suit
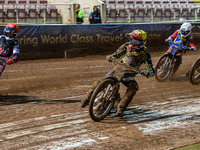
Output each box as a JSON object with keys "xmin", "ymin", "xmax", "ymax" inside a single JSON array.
[{"xmin": 0, "ymin": 35, "xmax": 20, "ymax": 77}]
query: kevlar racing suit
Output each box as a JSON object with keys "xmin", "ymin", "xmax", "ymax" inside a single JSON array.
[
  {"xmin": 0, "ymin": 35, "xmax": 20, "ymax": 77},
  {"xmin": 82, "ymin": 42, "xmax": 154, "ymax": 117},
  {"xmin": 106, "ymin": 42, "xmax": 154, "ymax": 116},
  {"xmin": 166, "ymin": 30, "xmax": 196, "ymax": 77}
]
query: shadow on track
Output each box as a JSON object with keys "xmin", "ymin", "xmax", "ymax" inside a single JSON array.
[
  {"xmin": 0, "ymin": 95, "xmax": 81, "ymax": 105},
  {"xmin": 170, "ymin": 75, "xmax": 189, "ymax": 82},
  {"xmin": 109, "ymin": 107, "xmax": 200, "ymax": 124}
]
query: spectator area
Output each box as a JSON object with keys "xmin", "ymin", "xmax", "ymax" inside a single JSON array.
[
  {"xmin": 0, "ymin": 0, "xmax": 199, "ymax": 24},
  {"xmin": 101, "ymin": 0, "xmax": 199, "ymax": 23},
  {"xmin": 0, "ymin": 0, "xmax": 61, "ymax": 24}
]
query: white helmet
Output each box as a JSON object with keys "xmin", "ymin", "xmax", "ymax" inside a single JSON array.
[{"xmin": 180, "ymin": 22, "xmax": 192, "ymax": 37}]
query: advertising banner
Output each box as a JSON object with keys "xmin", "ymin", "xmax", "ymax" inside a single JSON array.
[{"xmin": 0, "ymin": 23, "xmax": 199, "ymax": 59}]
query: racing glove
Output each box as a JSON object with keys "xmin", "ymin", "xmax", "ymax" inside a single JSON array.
[
  {"xmin": 5, "ymin": 59, "xmax": 12, "ymax": 65},
  {"xmin": 0, "ymin": 58, "xmax": 6, "ymax": 64},
  {"xmin": 106, "ymin": 55, "xmax": 114, "ymax": 62},
  {"xmin": 188, "ymin": 47, "xmax": 196, "ymax": 51},
  {"xmin": 165, "ymin": 38, "xmax": 170, "ymax": 42},
  {"xmin": 146, "ymin": 69, "xmax": 155, "ymax": 78}
]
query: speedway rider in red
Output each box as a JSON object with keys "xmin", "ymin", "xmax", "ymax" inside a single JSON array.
[
  {"xmin": 0, "ymin": 23, "xmax": 20, "ymax": 77},
  {"xmin": 81, "ymin": 30, "xmax": 155, "ymax": 117},
  {"xmin": 165, "ymin": 22, "xmax": 196, "ymax": 79}
]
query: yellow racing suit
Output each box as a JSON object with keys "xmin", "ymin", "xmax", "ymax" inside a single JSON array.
[{"xmin": 106, "ymin": 42, "xmax": 154, "ymax": 116}]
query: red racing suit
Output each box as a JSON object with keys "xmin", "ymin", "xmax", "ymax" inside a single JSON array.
[
  {"xmin": 166, "ymin": 29, "xmax": 197, "ymax": 55},
  {"xmin": 0, "ymin": 35, "xmax": 20, "ymax": 77},
  {"xmin": 165, "ymin": 30, "xmax": 196, "ymax": 76}
]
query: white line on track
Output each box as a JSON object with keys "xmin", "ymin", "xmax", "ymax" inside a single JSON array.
[
  {"xmin": 0, "ymin": 112, "xmax": 88, "ymax": 133},
  {"xmin": 2, "ymin": 119, "xmax": 89, "ymax": 140},
  {"xmin": 123, "ymin": 96, "xmax": 200, "ymax": 134},
  {"xmin": 1, "ymin": 95, "xmax": 200, "ymax": 149},
  {"xmin": 21, "ymin": 135, "xmax": 97, "ymax": 150},
  {"xmin": 41, "ymin": 65, "xmax": 105, "ymax": 71}
]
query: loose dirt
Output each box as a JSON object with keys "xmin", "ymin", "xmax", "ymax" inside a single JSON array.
[{"xmin": 0, "ymin": 51, "xmax": 200, "ymax": 150}]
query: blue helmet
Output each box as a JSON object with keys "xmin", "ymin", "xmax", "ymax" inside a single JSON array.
[{"xmin": 4, "ymin": 23, "xmax": 19, "ymax": 42}]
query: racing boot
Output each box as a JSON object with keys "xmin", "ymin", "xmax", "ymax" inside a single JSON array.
[
  {"xmin": 186, "ymin": 70, "xmax": 190, "ymax": 77},
  {"xmin": 116, "ymin": 87, "xmax": 137, "ymax": 117},
  {"xmin": 169, "ymin": 60, "xmax": 181, "ymax": 81},
  {"xmin": 81, "ymin": 79, "xmax": 101, "ymax": 108},
  {"xmin": 81, "ymin": 98, "xmax": 90, "ymax": 108},
  {"xmin": 168, "ymin": 73, "xmax": 175, "ymax": 81},
  {"xmin": 169, "ymin": 57, "xmax": 182, "ymax": 81},
  {"xmin": 113, "ymin": 92, "xmax": 121, "ymax": 109}
]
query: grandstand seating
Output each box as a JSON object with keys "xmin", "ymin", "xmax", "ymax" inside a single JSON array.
[
  {"xmin": 16, "ymin": 0, "xmax": 27, "ymax": 19},
  {"xmin": 47, "ymin": 5, "xmax": 58, "ymax": 18},
  {"xmin": 0, "ymin": 0, "xmax": 61, "ymax": 23},
  {"xmin": 103, "ymin": 0, "xmax": 200, "ymax": 23},
  {"xmin": 0, "ymin": 0, "xmax": 5, "ymax": 20},
  {"xmin": 5, "ymin": 0, "xmax": 16, "ymax": 19},
  {"xmin": 0, "ymin": 6, "xmax": 4, "ymax": 21}
]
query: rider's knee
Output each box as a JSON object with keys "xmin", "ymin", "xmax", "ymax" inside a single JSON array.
[
  {"xmin": 92, "ymin": 79, "xmax": 101, "ymax": 88},
  {"xmin": 127, "ymin": 81, "xmax": 139, "ymax": 93},
  {"xmin": 105, "ymin": 69, "xmax": 115, "ymax": 78},
  {"xmin": 176, "ymin": 56, "xmax": 182, "ymax": 64}
]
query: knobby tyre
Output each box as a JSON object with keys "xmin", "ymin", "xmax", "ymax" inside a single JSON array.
[
  {"xmin": 189, "ymin": 57, "xmax": 200, "ymax": 85},
  {"xmin": 155, "ymin": 54, "xmax": 174, "ymax": 82},
  {"xmin": 89, "ymin": 78, "xmax": 118, "ymax": 122}
]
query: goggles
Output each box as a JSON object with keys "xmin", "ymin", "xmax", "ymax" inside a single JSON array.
[
  {"xmin": 129, "ymin": 36, "xmax": 142, "ymax": 46},
  {"xmin": 5, "ymin": 33, "xmax": 14, "ymax": 38},
  {"xmin": 181, "ymin": 30, "xmax": 190, "ymax": 36}
]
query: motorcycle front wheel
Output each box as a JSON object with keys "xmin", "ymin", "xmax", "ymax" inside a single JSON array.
[
  {"xmin": 89, "ymin": 78, "xmax": 119, "ymax": 122},
  {"xmin": 189, "ymin": 57, "xmax": 200, "ymax": 85},
  {"xmin": 155, "ymin": 54, "xmax": 174, "ymax": 82}
]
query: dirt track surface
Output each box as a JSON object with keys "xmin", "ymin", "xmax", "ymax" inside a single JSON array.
[{"xmin": 0, "ymin": 51, "xmax": 200, "ymax": 150}]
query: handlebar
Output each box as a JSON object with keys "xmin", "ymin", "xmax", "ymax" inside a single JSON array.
[
  {"xmin": 0, "ymin": 58, "xmax": 6, "ymax": 65},
  {"xmin": 168, "ymin": 41, "xmax": 190, "ymax": 55},
  {"xmin": 110, "ymin": 58, "xmax": 148, "ymax": 77},
  {"xmin": 121, "ymin": 68, "xmax": 148, "ymax": 77},
  {"xmin": 169, "ymin": 41, "xmax": 188, "ymax": 50}
]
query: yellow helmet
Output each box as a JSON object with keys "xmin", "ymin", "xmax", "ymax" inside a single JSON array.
[{"xmin": 128, "ymin": 30, "xmax": 147, "ymax": 45}]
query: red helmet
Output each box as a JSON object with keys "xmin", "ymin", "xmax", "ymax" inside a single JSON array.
[
  {"xmin": 4, "ymin": 23, "xmax": 19, "ymax": 41},
  {"xmin": 128, "ymin": 30, "xmax": 147, "ymax": 50}
]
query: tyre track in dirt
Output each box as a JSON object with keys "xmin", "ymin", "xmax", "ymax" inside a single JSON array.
[
  {"xmin": 0, "ymin": 111, "xmax": 94, "ymax": 149},
  {"xmin": 1, "ymin": 53, "xmax": 200, "ymax": 149},
  {"xmin": 1, "ymin": 93, "xmax": 200, "ymax": 150},
  {"xmin": 117, "ymin": 95, "xmax": 200, "ymax": 134}
]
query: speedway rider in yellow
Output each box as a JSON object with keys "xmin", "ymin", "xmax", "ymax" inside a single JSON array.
[{"xmin": 81, "ymin": 30, "xmax": 155, "ymax": 117}]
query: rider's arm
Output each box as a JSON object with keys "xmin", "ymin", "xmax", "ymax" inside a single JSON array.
[
  {"xmin": 188, "ymin": 35, "xmax": 197, "ymax": 51},
  {"xmin": 144, "ymin": 48, "xmax": 155, "ymax": 77},
  {"xmin": 167, "ymin": 30, "xmax": 179, "ymax": 42},
  {"xmin": 5, "ymin": 44, "xmax": 20, "ymax": 65},
  {"xmin": 111, "ymin": 43, "xmax": 128, "ymax": 58}
]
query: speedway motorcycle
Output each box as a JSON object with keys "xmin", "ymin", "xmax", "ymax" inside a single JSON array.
[
  {"xmin": 155, "ymin": 41, "xmax": 189, "ymax": 82},
  {"xmin": 89, "ymin": 58, "xmax": 147, "ymax": 122}
]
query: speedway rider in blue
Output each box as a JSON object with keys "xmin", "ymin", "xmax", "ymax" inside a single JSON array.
[
  {"xmin": 0, "ymin": 23, "xmax": 20, "ymax": 77},
  {"xmin": 165, "ymin": 22, "xmax": 196, "ymax": 79}
]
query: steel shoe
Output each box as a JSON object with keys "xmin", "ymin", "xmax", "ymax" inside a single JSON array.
[{"xmin": 81, "ymin": 98, "xmax": 89, "ymax": 108}]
